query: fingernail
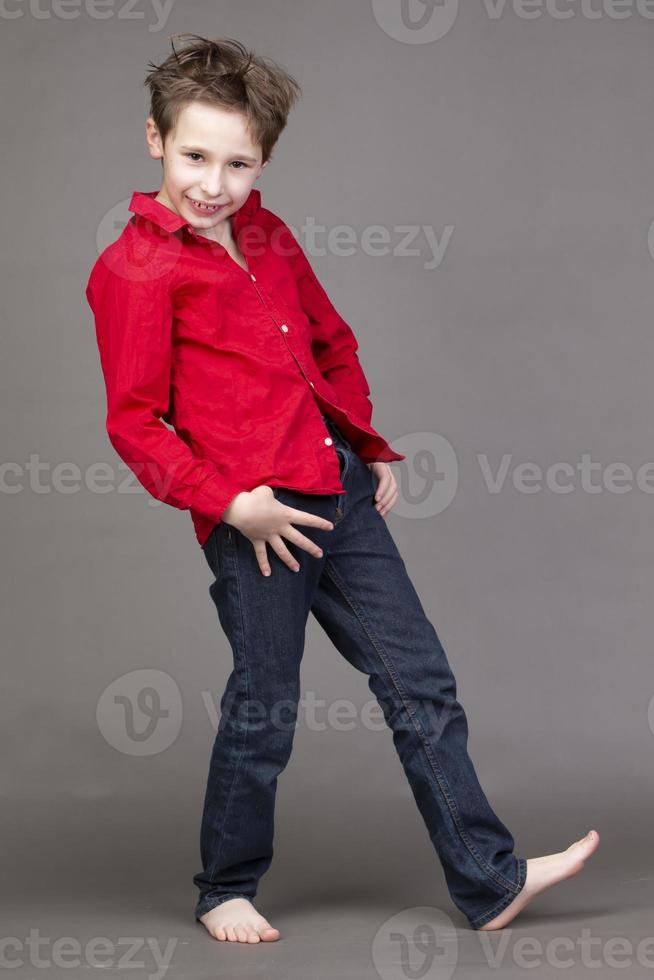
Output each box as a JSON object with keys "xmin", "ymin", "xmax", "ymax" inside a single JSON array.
[{"xmin": 264, "ymin": 570, "xmax": 271, "ymax": 576}]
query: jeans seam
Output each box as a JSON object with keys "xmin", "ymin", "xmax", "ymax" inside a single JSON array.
[
  {"xmin": 467, "ymin": 856, "xmax": 528, "ymax": 929},
  {"xmin": 196, "ymin": 892, "xmax": 251, "ymax": 919},
  {"xmin": 322, "ymin": 556, "xmax": 521, "ymax": 897},
  {"xmin": 201, "ymin": 539, "xmax": 250, "ymax": 899}
]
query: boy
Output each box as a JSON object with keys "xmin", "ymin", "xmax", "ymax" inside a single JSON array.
[{"xmin": 85, "ymin": 34, "xmax": 599, "ymax": 943}]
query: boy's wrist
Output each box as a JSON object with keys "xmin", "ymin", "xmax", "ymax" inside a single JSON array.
[{"xmin": 221, "ymin": 490, "xmax": 251, "ymax": 525}]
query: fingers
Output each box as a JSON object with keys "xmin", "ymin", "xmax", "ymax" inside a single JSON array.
[
  {"xmin": 373, "ymin": 474, "xmax": 399, "ymax": 517},
  {"xmin": 375, "ymin": 487, "xmax": 400, "ymax": 517},
  {"xmin": 252, "ymin": 507, "xmax": 334, "ymax": 575},
  {"xmin": 245, "ymin": 501, "xmax": 334, "ymax": 577},
  {"xmin": 267, "ymin": 534, "xmax": 303, "ymax": 573},
  {"xmin": 252, "ymin": 539, "xmax": 273, "ymax": 577},
  {"xmin": 283, "ymin": 507, "xmax": 334, "ymax": 532},
  {"xmin": 252, "ymin": 531, "xmax": 323, "ymax": 576},
  {"xmin": 281, "ymin": 525, "xmax": 325, "ymax": 561}
]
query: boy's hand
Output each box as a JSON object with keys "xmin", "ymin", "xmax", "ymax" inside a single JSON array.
[
  {"xmin": 368, "ymin": 462, "xmax": 398, "ymax": 518},
  {"xmin": 221, "ymin": 485, "xmax": 334, "ymax": 577}
]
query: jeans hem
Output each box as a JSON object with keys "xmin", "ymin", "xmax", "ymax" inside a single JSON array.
[
  {"xmin": 466, "ymin": 856, "xmax": 528, "ymax": 930},
  {"xmin": 195, "ymin": 893, "xmax": 252, "ymax": 920}
]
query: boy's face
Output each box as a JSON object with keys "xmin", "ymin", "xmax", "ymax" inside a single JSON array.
[{"xmin": 145, "ymin": 100, "xmax": 267, "ymax": 239}]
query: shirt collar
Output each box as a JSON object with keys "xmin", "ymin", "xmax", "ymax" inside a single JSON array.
[{"xmin": 127, "ymin": 187, "xmax": 262, "ymax": 234}]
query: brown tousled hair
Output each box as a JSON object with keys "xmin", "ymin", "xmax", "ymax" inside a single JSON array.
[{"xmin": 144, "ymin": 33, "xmax": 302, "ymax": 164}]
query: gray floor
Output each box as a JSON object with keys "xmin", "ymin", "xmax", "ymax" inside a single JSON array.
[{"xmin": 4, "ymin": 799, "xmax": 650, "ymax": 979}]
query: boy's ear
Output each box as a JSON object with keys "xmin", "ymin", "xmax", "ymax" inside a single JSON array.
[{"xmin": 145, "ymin": 116, "xmax": 164, "ymax": 161}]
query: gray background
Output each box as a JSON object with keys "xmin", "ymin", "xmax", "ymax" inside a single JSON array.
[{"xmin": 2, "ymin": 0, "xmax": 652, "ymax": 976}]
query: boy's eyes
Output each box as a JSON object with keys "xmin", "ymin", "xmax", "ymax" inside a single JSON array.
[{"xmin": 184, "ymin": 152, "xmax": 248, "ymax": 169}]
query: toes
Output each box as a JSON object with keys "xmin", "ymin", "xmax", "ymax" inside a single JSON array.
[
  {"xmin": 568, "ymin": 831, "xmax": 596, "ymax": 851},
  {"xmin": 576, "ymin": 830, "xmax": 599, "ymax": 851},
  {"xmin": 199, "ymin": 904, "xmax": 279, "ymax": 943}
]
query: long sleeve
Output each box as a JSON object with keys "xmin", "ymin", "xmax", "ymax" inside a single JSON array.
[
  {"xmin": 86, "ymin": 263, "xmax": 239, "ymax": 523},
  {"xmin": 274, "ymin": 218, "xmax": 375, "ymax": 426}
]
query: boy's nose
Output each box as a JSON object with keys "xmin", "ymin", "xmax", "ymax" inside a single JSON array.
[{"xmin": 200, "ymin": 182, "xmax": 223, "ymax": 198}]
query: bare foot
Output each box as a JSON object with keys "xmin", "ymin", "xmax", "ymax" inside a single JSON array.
[
  {"xmin": 199, "ymin": 897, "xmax": 280, "ymax": 942},
  {"xmin": 478, "ymin": 829, "xmax": 600, "ymax": 931}
]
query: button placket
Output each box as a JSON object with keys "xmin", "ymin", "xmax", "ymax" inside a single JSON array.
[{"xmin": 236, "ymin": 268, "xmax": 343, "ymax": 456}]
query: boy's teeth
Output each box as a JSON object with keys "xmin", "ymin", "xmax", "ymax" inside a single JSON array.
[{"xmin": 189, "ymin": 197, "xmax": 218, "ymax": 211}]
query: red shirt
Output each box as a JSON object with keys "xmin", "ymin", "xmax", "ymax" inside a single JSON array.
[{"xmin": 85, "ymin": 188, "xmax": 405, "ymax": 549}]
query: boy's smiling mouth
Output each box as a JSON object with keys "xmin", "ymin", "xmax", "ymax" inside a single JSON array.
[{"xmin": 185, "ymin": 194, "xmax": 225, "ymax": 214}]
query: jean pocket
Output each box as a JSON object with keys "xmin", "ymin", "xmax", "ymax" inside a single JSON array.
[
  {"xmin": 336, "ymin": 447, "xmax": 350, "ymax": 481},
  {"xmin": 202, "ymin": 524, "xmax": 223, "ymax": 580}
]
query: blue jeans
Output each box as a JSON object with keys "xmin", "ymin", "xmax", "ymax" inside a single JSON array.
[{"xmin": 193, "ymin": 414, "xmax": 526, "ymax": 929}]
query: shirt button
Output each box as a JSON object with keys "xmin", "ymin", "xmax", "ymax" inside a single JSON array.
[
  {"xmin": 250, "ymin": 273, "xmax": 256, "ymax": 282},
  {"xmin": 324, "ymin": 437, "xmax": 333, "ymax": 446},
  {"xmin": 309, "ymin": 381, "xmax": 315, "ymax": 388},
  {"xmin": 280, "ymin": 324, "xmax": 289, "ymax": 333}
]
